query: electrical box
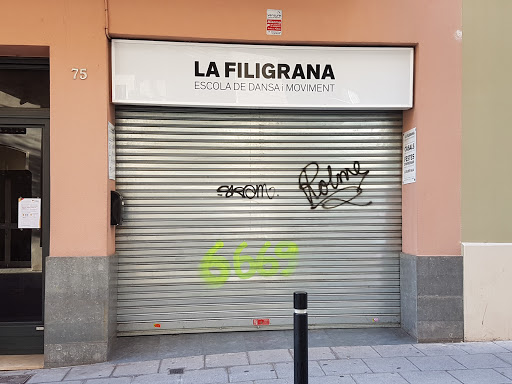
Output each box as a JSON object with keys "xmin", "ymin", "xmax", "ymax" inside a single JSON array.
[{"xmin": 110, "ymin": 190, "xmax": 124, "ymax": 226}]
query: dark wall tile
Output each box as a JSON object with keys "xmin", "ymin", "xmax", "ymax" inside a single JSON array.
[
  {"xmin": 417, "ymin": 256, "xmax": 463, "ymax": 277},
  {"xmin": 44, "ymin": 342, "xmax": 108, "ymax": 368},
  {"xmin": 417, "ymin": 256, "xmax": 463, "ymax": 296},
  {"xmin": 400, "ymin": 253, "xmax": 418, "ymax": 337},
  {"xmin": 400, "ymin": 254, "xmax": 464, "ymax": 343},
  {"xmin": 44, "ymin": 322, "xmax": 107, "ymax": 344},
  {"xmin": 417, "ymin": 296, "xmax": 463, "ymax": 322},
  {"xmin": 44, "ymin": 255, "xmax": 117, "ymax": 367},
  {"xmin": 417, "ymin": 321, "xmax": 464, "ymax": 342}
]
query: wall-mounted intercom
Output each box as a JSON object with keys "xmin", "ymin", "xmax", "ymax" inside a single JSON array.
[{"xmin": 110, "ymin": 190, "xmax": 124, "ymax": 226}]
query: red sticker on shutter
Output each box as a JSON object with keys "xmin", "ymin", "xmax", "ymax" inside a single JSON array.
[
  {"xmin": 253, "ymin": 318, "xmax": 270, "ymax": 326},
  {"xmin": 154, "ymin": 323, "xmax": 161, "ymax": 328}
]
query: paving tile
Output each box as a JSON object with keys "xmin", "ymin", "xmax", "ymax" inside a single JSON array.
[
  {"xmin": 452, "ymin": 353, "xmax": 512, "ymax": 369},
  {"xmin": 0, "ymin": 375, "xmax": 33, "ymax": 384},
  {"xmin": 322, "ymin": 328, "xmax": 414, "ymax": 346},
  {"xmin": 413, "ymin": 343, "xmax": 468, "ymax": 356},
  {"xmin": 84, "ymin": 378, "xmax": 131, "ymax": 384},
  {"xmin": 66, "ymin": 364, "xmax": 115, "ymax": 380},
  {"xmin": 206, "ymin": 352, "xmax": 249, "ymax": 368},
  {"xmin": 181, "ymin": 367, "xmax": 227, "ymax": 384},
  {"xmin": 332, "ymin": 346, "xmax": 380, "ymax": 359},
  {"xmin": 495, "ymin": 368, "xmax": 512, "ymax": 381},
  {"xmin": 228, "ymin": 364, "xmax": 277, "ymax": 382},
  {"xmin": 448, "ymin": 368, "xmax": 512, "ymax": 384},
  {"xmin": 244, "ymin": 340, "xmax": 287, "ymax": 353},
  {"xmin": 319, "ymin": 359, "xmax": 372, "ymax": 375},
  {"xmin": 27, "ymin": 368, "xmax": 70, "ymax": 383},
  {"xmin": 112, "ymin": 360, "xmax": 160, "ymax": 376},
  {"xmin": 248, "ymin": 349, "xmax": 292, "ymax": 364},
  {"xmin": 310, "ymin": 347, "xmax": 337, "ymax": 360},
  {"xmin": 254, "ymin": 379, "xmax": 293, "ymax": 384},
  {"xmin": 352, "ymin": 372, "xmax": 409, "ymax": 384},
  {"xmin": 200, "ymin": 333, "xmax": 251, "ymax": 356},
  {"xmin": 158, "ymin": 335, "xmax": 205, "ymax": 358},
  {"xmin": 242, "ymin": 331, "xmax": 292, "ymax": 352},
  {"xmin": 497, "ymin": 353, "xmax": 512, "ymax": 365},
  {"xmin": 132, "ymin": 373, "xmax": 183, "ymax": 384},
  {"xmin": 289, "ymin": 347, "xmax": 336, "ymax": 360},
  {"xmin": 309, "ymin": 376, "xmax": 356, "ymax": 384},
  {"xmin": 456, "ymin": 342, "xmax": 510, "ymax": 355},
  {"xmin": 373, "ymin": 344, "xmax": 424, "ymax": 358},
  {"xmin": 58, "ymin": 382, "xmax": 83, "ymax": 384},
  {"xmin": 160, "ymin": 355, "xmax": 204, "ymax": 372},
  {"xmin": 274, "ymin": 361, "xmax": 324, "ymax": 378},
  {"xmin": 362, "ymin": 357, "xmax": 419, "ymax": 373},
  {"xmin": 495, "ymin": 341, "xmax": 512, "ymax": 352},
  {"xmin": 228, "ymin": 382, "xmax": 252, "ymax": 384},
  {"xmin": 0, "ymin": 371, "xmax": 38, "ymax": 378},
  {"xmin": 399, "ymin": 370, "xmax": 465, "ymax": 384},
  {"xmin": 406, "ymin": 355, "xmax": 466, "ymax": 371}
]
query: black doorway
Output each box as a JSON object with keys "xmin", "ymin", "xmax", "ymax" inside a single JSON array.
[{"xmin": 0, "ymin": 57, "xmax": 50, "ymax": 354}]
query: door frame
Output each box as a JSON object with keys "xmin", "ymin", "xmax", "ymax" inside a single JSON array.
[{"xmin": 0, "ymin": 108, "xmax": 49, "ymax": 354}]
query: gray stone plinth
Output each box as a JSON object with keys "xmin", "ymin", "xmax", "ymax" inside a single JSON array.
[
  {"xmin": 44, "ymin": 255, "xmax": 117, "ymax": 367},
  {"xmin": 400, "ymin": 253, "xmax": 463, "ymax": 343}
]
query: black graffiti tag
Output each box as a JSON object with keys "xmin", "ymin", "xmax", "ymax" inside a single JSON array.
[
  {"xmin": 298, "ymin": 161, "xmax": 372, "ymax": 209},
  {"xmin": 217, "ymin": 184, "xmax": 276, "ymax": 199}
]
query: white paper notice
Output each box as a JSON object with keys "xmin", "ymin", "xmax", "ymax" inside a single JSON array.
[
  {"xmin": 403, "ymin": 127, "xmax": 416, "ymax": 184},
  {"xmin": 108, "ymin": 122, "xmax": 116, "ymax": 180},
  {"xmin": 18, "ymin": 198, "xmax": 41, "ymax": 229}
]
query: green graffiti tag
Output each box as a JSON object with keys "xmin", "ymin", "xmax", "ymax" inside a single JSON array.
[
  {"xmin": 200, "ymin": 241, "xmax": 299, "ymax": 287},
  {"xmin": 199, "ymin": 241, "xmax": 231, "ymax": 287}
]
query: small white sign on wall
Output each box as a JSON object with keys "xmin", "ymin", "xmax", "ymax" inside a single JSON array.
[
  {"xmin": 108, "ymin": 122, "xmax": 116, "ymax": 180},
  {"xmin": 267, "ymin": 9, "xmax": 282, "ymax": 35},
  {"xmin": 403, "ymin": 127, "xmax": 416, "ymax": 184},
  {"xmin": 18, "ymin": 198, "xmax": 41, "ymax": 229}
]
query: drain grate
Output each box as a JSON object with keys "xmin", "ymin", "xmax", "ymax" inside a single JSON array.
[
  {"xmin": 167, "ymin": 368, "xmax": 184, "ymax": 375},
  {"xmin": 0, "ymin": 375, "xmax": 32, "ymax": 384}
]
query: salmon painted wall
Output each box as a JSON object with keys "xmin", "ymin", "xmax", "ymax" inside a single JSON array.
[
  {"xmin": 0, "ymin": 0, "xmax": 115, "ymax": 257},
  {"xmin": 108, "ymin": 0, "xmax": 462, "ymax": 256},
  {"xmin": 0, "ymin": 0, "xmax": 462, "ymax": 257}
]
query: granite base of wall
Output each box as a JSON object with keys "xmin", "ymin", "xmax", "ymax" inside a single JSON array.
[
  {"xmin": 400, "ymin": 253, "xmax": 463, "ymax": 343},
  {"xmin": 44, "ymin": 255, "xmax": 117, "ymax": 367}
]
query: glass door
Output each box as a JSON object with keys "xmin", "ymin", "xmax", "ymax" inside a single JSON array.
[{"xmin": 0, "ymin": 115, "xmax": 49, "ymax": 354}]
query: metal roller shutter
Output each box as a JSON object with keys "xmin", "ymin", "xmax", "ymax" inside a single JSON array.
[{"xmin": 115, "ymin": 107, "xmax": 402, "ymax": 335}]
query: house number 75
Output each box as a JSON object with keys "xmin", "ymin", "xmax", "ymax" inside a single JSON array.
[{"xmin": 71, "ymin": 68, "xmax": 87, "ymax": 80}]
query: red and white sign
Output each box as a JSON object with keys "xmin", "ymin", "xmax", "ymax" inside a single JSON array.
[{"xmin": 267, "ymin": 9, "xmax": 282, "ymax": 35}]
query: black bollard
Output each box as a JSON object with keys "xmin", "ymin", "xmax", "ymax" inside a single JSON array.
[{"xmin": 294, "ymin": 291, "xmax": 308, "ymax": 384}]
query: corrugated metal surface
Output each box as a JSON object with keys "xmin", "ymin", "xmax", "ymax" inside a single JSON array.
[{"xmin": 115, "ymin": 107, "xmax": 402, "ymax": 335}]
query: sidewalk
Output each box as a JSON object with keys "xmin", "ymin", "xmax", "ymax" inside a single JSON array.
[{"xmin": 1, "ymin": 329, "xmax": 512, "ymax": 384}]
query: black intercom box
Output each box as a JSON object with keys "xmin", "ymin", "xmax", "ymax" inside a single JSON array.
[{"xmin": 110, "ymin": 190, "xmax": 124, "ymax": 226}]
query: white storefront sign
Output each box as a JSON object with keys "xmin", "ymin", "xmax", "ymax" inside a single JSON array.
[
  {"xmin": 403, "ymin": 127, "xmax": 417, "ymax": 184},
  {"xmin": 112, "ymin": 40, "xmax": 414, "ymax": 109}
]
